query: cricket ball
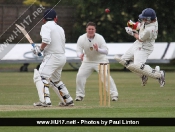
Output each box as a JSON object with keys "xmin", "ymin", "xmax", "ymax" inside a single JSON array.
[{"xmin": 105, "ymin": 8, "xmax": 110, "ymax": 13}]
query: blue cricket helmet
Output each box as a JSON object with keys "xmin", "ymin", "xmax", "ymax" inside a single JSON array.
[
  {"xmin": 139, "ymin": 8, "xmax": 156, "ymax": 21},
  {"xmin": 44, "ymin": 9, "xmax": 57, "ymax": 21}
]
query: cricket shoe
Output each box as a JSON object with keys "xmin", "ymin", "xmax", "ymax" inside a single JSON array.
[
  {"xmin": 33, "ymin": 101, "xmax": 52, "ymax": 107},
  {"xmin": 111, "ymin": 96, "xmax": 118, "ymax": 101},
  {"xmin": 75, "ymin": 96, "xmax": 83, "ymax": 101},
  {"xmin": 58, "ymin": 100, "xmax": 74, "ymax": 107},
  {"xmin": 159, "ymin": 70, "xmax": 165, "ymax": 87},
  {"xmin": 141, "ymin": 75, "xmax": 148, "ymax": 86}
]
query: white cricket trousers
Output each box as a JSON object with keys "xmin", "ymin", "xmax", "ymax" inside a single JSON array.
[
  {"xmin": 76, "ymin": 62, "xmax": 118, "ymax": 98},
  {"xmin": 121, "ymin": 43, "xmax": 153, "ymax": 64},
  {"xmin": 37, "ymin": 53, "xmax": 73, "ymax": 104},
  {"xmin": 39, "ymin": 54, "xmax": 66, "ymax": 82},
  {"xmin": 121, "ymin": 43, "xmax": 153, "ymax": 77}
]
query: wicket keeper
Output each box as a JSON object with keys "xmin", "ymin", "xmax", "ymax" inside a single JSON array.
[{"xmin": 115, "ymin": 8, "xmax": 165, "ymax": 87}]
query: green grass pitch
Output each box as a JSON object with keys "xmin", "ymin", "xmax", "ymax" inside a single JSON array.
[{"xmin": 0, "ymin": 71, "xmax": 175, "ymax": 131}]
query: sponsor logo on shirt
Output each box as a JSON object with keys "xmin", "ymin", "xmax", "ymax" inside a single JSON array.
[{"xmin": 90, "ymin": 47, "xmax": 93, "ymax": 51}]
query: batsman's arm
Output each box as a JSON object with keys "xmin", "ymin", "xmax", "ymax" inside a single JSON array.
[
  {"xmin": 15, "ymin": 24, "xmax": 42, "ymax": 56},
  {"xmin": 33, "ymin": 43, "xmax": 47, "ymax": 56},
  {"xmin": 40, "ymin": 43, "xmax": 47, "ymax": 51},
  {"xmin": 31, "ymin": 43, "xmax": 42, "ymax": 56}
]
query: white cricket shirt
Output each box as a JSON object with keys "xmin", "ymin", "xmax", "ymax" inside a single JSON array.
[
  {"xmin": 77, "ymin": 33, "xmax": 109, "ymax": 63},
  {"xmin": 40, "ymin": 21, "xmax": 66, "ymax": 55},
  {"xmin": 136, "ymin": 21, "xmax": 158, "ymax": 50}
]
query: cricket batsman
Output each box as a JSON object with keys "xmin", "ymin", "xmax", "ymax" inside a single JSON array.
[
  {"xmin": 115, "ymin": 8, "xmax": 165, "ymax": 87},
  {"xmin": 32, "ymin": 9, "xmax": 74, "ymax": 107}
]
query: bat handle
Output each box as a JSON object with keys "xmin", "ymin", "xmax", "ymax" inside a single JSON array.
[
  {"xmin": 38, "ymin": 53, "xmax": 42, "ymax": 56},
  {"xmin": 31, "ymin": 43, "xmax": 35, "ymax": 48},
  {"xmin": 32, "ymin": 43, "xmax": 42, "ymax": 56}
]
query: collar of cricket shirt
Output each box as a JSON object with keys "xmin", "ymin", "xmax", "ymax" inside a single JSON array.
[{"xmin": 87, "ymin": 34, "xmax": 95, "ymax": 42}]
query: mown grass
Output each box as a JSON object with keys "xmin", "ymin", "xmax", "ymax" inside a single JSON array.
[{"xmin": 0, "ymin": 71, "xmax": 175, "ymax": 131}]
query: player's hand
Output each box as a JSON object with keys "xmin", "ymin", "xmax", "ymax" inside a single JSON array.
[
  {"xmin": 127, "ymin": 20, "xmax": 140, "ymax": 30},
  {"xmin": 93, "ymin": 43, "xmax": 98, "ymax": 51},
  {"xmin": 32, "ymin": 45, "xmax": 42, "ymax": 56},
  {"xmin": 80, "ymin": 54, "xmax": 84, "ymax": 61},
  {"xmin": 125, "ymin": 27, "xmax": 134, "ymax": 36}
]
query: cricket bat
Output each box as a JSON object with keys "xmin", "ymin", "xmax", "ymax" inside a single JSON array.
[{"xmin": 15, "ymin": 24, "xmax": 42, "ymax": 56}]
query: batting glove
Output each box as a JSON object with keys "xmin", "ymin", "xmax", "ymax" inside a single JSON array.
[{"xmin": 32, "ymin": 45, "xmax": 42, "ymax": 56}]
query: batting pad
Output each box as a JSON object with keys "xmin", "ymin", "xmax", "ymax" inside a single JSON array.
[
  {"xmin": 50, "ymin": 81, "xmax": 66, "ymax": 105},
  {"xmin": 33, "ymin": 69, "xmax": 45, "ymax": 102},
  {"xmin": 127, "ymin": 63, "xmax": 161, "ymax": 79},
  {"xmin": 114, "ymin": 55, "xmax": 141, "ymax": 76},
  {"xmin": 114, "ymin": 55, "xmax": 127, "ymax": 66},
  {"xmin": 51, "ymin": 81, "xmax": 73, "ymax": 104}
]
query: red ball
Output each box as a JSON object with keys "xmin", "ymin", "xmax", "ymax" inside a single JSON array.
[{"xmin": 105, "ymin": 8, "xmax": 110, "ymax": 13}]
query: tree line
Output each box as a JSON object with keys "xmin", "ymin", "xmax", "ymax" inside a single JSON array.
[{"xmin": 1, "ymin": 0, "xmax": 175, "ymax": 43}]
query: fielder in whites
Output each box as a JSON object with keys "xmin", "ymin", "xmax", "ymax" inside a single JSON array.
[
  {"xmin": 75, "ymin": 22, "xmax": 119, "ymax": 101},
  {"xmin": 115, "ymin": 8, "xmax": 165, "ymax": 87},
  {"xmin": 32, "ymin": 9, "xmax": 74, "ymax": 107}
]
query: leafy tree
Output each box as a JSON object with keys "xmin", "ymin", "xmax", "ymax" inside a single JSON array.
[
  {"xmin": 0, "ymin": 0, "xmax": 22, "ymax": 4},
  {"xmin": 22, "ymin": 0, "xmax": 175, "ymax": 42},
  {"xmin": 72, "ymin": 0, "xmax": 175, "ymax": 42},
  {"xmin": 23, "ymin": 0, "xmax": 78, "ymax": 6},
  {"xmin": 72, "ymin": 0, "xmax": 138, "ymax": 42},
  {"xmin": 23, "ymin": 0, "xmax": 49, "ymax": 6}
]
